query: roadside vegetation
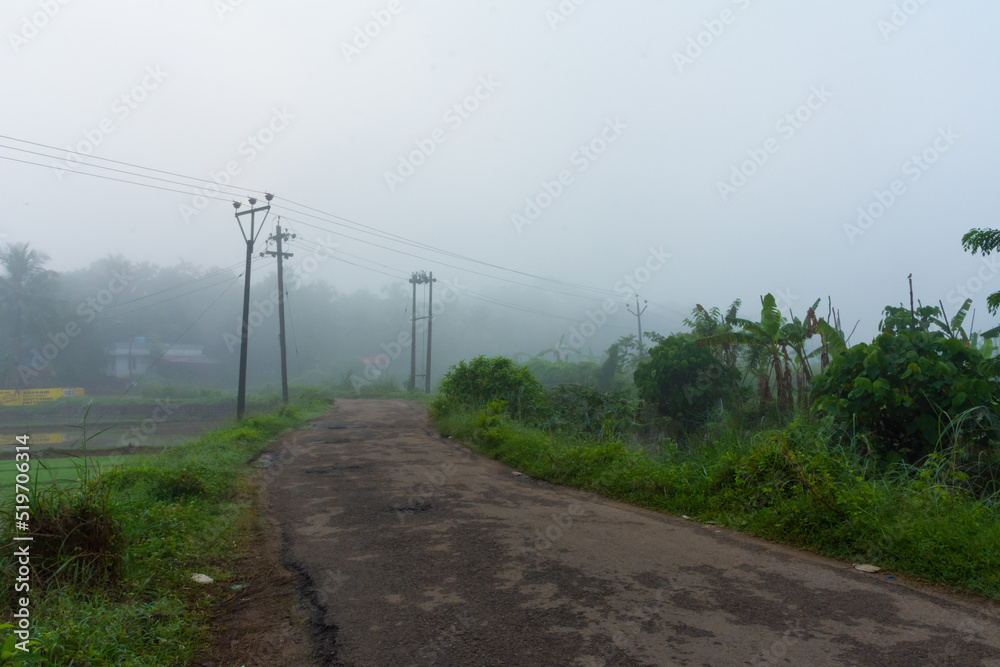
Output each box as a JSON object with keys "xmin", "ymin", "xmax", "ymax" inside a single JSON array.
[
  {"xmin": 430, "ymin": 232, "xmax": 1000, "ymax": 600},
  {"xmin": 0, "ymin": 388, "xmax": 333, "ymax": 666}
]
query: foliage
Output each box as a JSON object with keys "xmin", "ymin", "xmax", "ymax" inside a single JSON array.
[
  {"xmin": 811, "ymin": 328, "xmax": 999, "ymax": 463},
  {"xmin": 634, "ymin": 334, "xmax": 742, "ymax": 427},
  {"xmin": 541, "ymin": 384, "xmax": 636, "ymax": 438},
  {"xmin": 683, "ymin": 300, "xmax": 741, "ymax": 367},
  {"xmin": 435, "ymin": 356, "xmax": 546, "ymax": 420},
  {"xmin": 963, "ymin": 227, "xmax": 1000, "ymax": 315},
  {"xmin": 523, "ymin": 358, "xmax": 602, "ymax": 389}
]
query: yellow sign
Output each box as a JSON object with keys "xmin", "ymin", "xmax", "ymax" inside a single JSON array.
[
  {"xmin": 0, "ymin": 388, "xmax": 85, "ymax": 407},
  {"xmin": 0, "ymin": 433, "xmax": 65, "ymax": 445}
]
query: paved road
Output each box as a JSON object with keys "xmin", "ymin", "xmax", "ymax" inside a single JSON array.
[{"xmin": 264, "ymin": 399, "xmax": 1000, "ymax": 666}]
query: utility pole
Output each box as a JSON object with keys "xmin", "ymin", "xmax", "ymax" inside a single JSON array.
[
  {"xmin": 626, "ymin": 294, "xmax": 648, "ymax": 358},
  {"xmin": 263, "ymin": 218, "xmax": 294, "ymax": 404},
  {"xmin": 426, "ymin": 271, "xmax": 436, "ymax": 393},
  {"xmin": 409, "ymin": 273, "xmax": 419, "ymax": 391},
  {"xmin": 408, "ymin": 271, "xmax": 434, "ymax": 392},
  {"xmin": 233, "ymin": 193, "xmax": 273, "ymax": 420}
]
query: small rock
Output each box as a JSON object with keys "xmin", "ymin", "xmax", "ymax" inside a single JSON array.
[
  {"xmin": 191, "ymin": 573, "xmax": 214, "ymax": 584},
  {"xmin": 704, "ymin": 521, "xmax": 718, "ymax": 526},
  {"xmin": 251, "ymin": 455, "xmax": 272, "ymax": 468},
  {"xmin": 512, "ymin": 472, "xmax": 523, "ymax": 476},
  {"xmin": 854, "ymin": 564, "xmax": 881, "ymax": 573}
]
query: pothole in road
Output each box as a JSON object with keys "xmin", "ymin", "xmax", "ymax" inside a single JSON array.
[
  {"xmin": 304, "ymin": 465, "xmax": 365, "ymax": 474},
  {"xmin": 389, "ymin": 502, "xmax": 434, "ymax": 513}
]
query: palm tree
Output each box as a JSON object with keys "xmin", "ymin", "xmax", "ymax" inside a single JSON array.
[{"xmin": 0, "ymin": 243, "xmax": 60, "ymax": 386}]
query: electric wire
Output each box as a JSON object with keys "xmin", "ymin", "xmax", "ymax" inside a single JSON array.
[{"xmin": 117, "ymin": 271, "xmax": 244, "ymax": 398}]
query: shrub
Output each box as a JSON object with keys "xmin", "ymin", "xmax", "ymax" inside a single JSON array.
[
  {"xmin": 634, "ymin": 334, "xmax": 743, "ymax": 427},
  {"xmin": 523, "ymin": 359, "xmax": 602, "ymax": 388},
  {"xmin": 436, "ymin": 356, "xmax": 547, "ymax": 419},
  {"xmin": 542, "ymin": 384, "xmax": 635, "ymax": 436},
  {"xmin": 811, "ymin": 329, "xmax": 999, "ymax": 463}
]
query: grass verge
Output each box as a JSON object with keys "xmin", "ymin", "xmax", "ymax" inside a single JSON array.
[
  {"xmin": 433, "ymin": 403, "xmax": 1000, "ymax": 600},
  {"xmin": 0, "ymin": 389, "xmax": 333, "ymax": 666}
]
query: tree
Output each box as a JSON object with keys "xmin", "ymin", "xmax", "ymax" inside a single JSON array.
[
  {"xmin": 0, "ymin": 243, "xmax": 60, "ymax": 387},
  {"xmin": 683, "ymin": 300, "xmax": 741, "ymax": 367},
  {"xmin": 963, "ymin": 228, "xmax": 1000, "ymax": 314},
  {"xmin": 634, "ymin": 333, "xmax": 742, "ymax": 427}
]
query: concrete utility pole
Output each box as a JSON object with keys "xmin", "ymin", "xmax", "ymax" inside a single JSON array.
[
  {"xmin": 626, "ymin": 294, "xmax": 648, "ymax": 358},
  {"xmin": 426, "ymin": 271, "xmax": 435, "ymax": 394},
  {"xmin": 409, "ymin": 273, "xmax": 419, "ymax": 391},
  {"xmin": 407, "ymin": 271, "xmax": 435, "ymax": 393},
  {"xmin": 233, "ymin": 193, "xmax": 273, "ymax": 420},
  {"xmin": 263, "ymin": 218, "xmax": 294, "ymax": 404}
]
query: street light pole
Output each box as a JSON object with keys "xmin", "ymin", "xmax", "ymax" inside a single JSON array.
[{"xmin": 234, "ymin": 193, "xmax": 273, "ymax": 420}]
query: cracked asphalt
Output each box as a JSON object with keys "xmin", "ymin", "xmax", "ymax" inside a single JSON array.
[{"xmin": 263, "ymin": 399, "xmax": 1000, "ymax": 666}]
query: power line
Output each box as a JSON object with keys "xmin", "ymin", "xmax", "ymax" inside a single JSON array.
[
  {"xmin": 0, "ymin": 133, "xmax": 621, "ymax": 298},
  {"xmin": 118, "ymin": 271, "xmax": 244, "ymax": 398},
  {"xmin": 0, "ymin": 132, "xmax": 677, "ymax": 320},
  {"xmin": 0, "ymin": 142, "xmax": 251, "ymax": 201},
  {"xmin": 97, "ymin": 261, "xmax": 247, "ymax": 311},
  {"xmin": 0, "ymin": 153, "xmax": 235, "ymax": 202},
  {"xmin": 94, "ymin": 259, "xmax": 264, "ymax": 321}
]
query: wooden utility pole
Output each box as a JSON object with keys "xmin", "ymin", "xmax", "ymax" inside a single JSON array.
[
  {"xmin": 264, "ymin": 219, "xmax": 294, "ymax": 404},
  {"xmin": 626, "ymin": 294, "xmax": 648, "ymax": 358},
  {"xmin": 233, "ymin": 193, "xmax": 273, "ymax": 420}
]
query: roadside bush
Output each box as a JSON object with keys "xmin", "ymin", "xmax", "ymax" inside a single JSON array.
[
  {"xmin": 542, "ymin": 384, "xmax": 635, "ymax": 437},
  {"xmin": 811, "ymin": 329, "xmax": 999, "ymax": 464},
  {"xmin": 634, "ymin": 334, "xmax": 743, "ymax": 427},
  {"xmin": 436, "ymin": 356, "xmax": 547, "ymax": 420},
  {"xmin": 524, "ymin": 359, "xmax": 602, "ymax": 388}
]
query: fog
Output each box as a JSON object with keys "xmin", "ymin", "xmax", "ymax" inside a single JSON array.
[{"xmin": 2, "ymin": 0, "xmax": 999, "ymax": 390}]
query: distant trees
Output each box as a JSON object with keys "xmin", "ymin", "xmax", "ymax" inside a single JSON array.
[{"xmin": 0, "ymin": 243, "xmax": 59, "ymax": 386}]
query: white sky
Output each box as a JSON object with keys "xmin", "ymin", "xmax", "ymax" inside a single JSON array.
[{"xmin": 3, "ymin": 0, "xmax": 999, "ymax": 341}]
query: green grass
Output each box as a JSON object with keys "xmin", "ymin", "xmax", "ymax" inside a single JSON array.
[
  {"xmin": 0, "ymin": 457, "xmax": 141, "ymax": 501},
  {"xmin": 433, "ymin": 403, "xmax": 1000, "ymax": 599},
  {"xmin": 0, "ymin": 390, "xmax": 334, "ymax": 666}
]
